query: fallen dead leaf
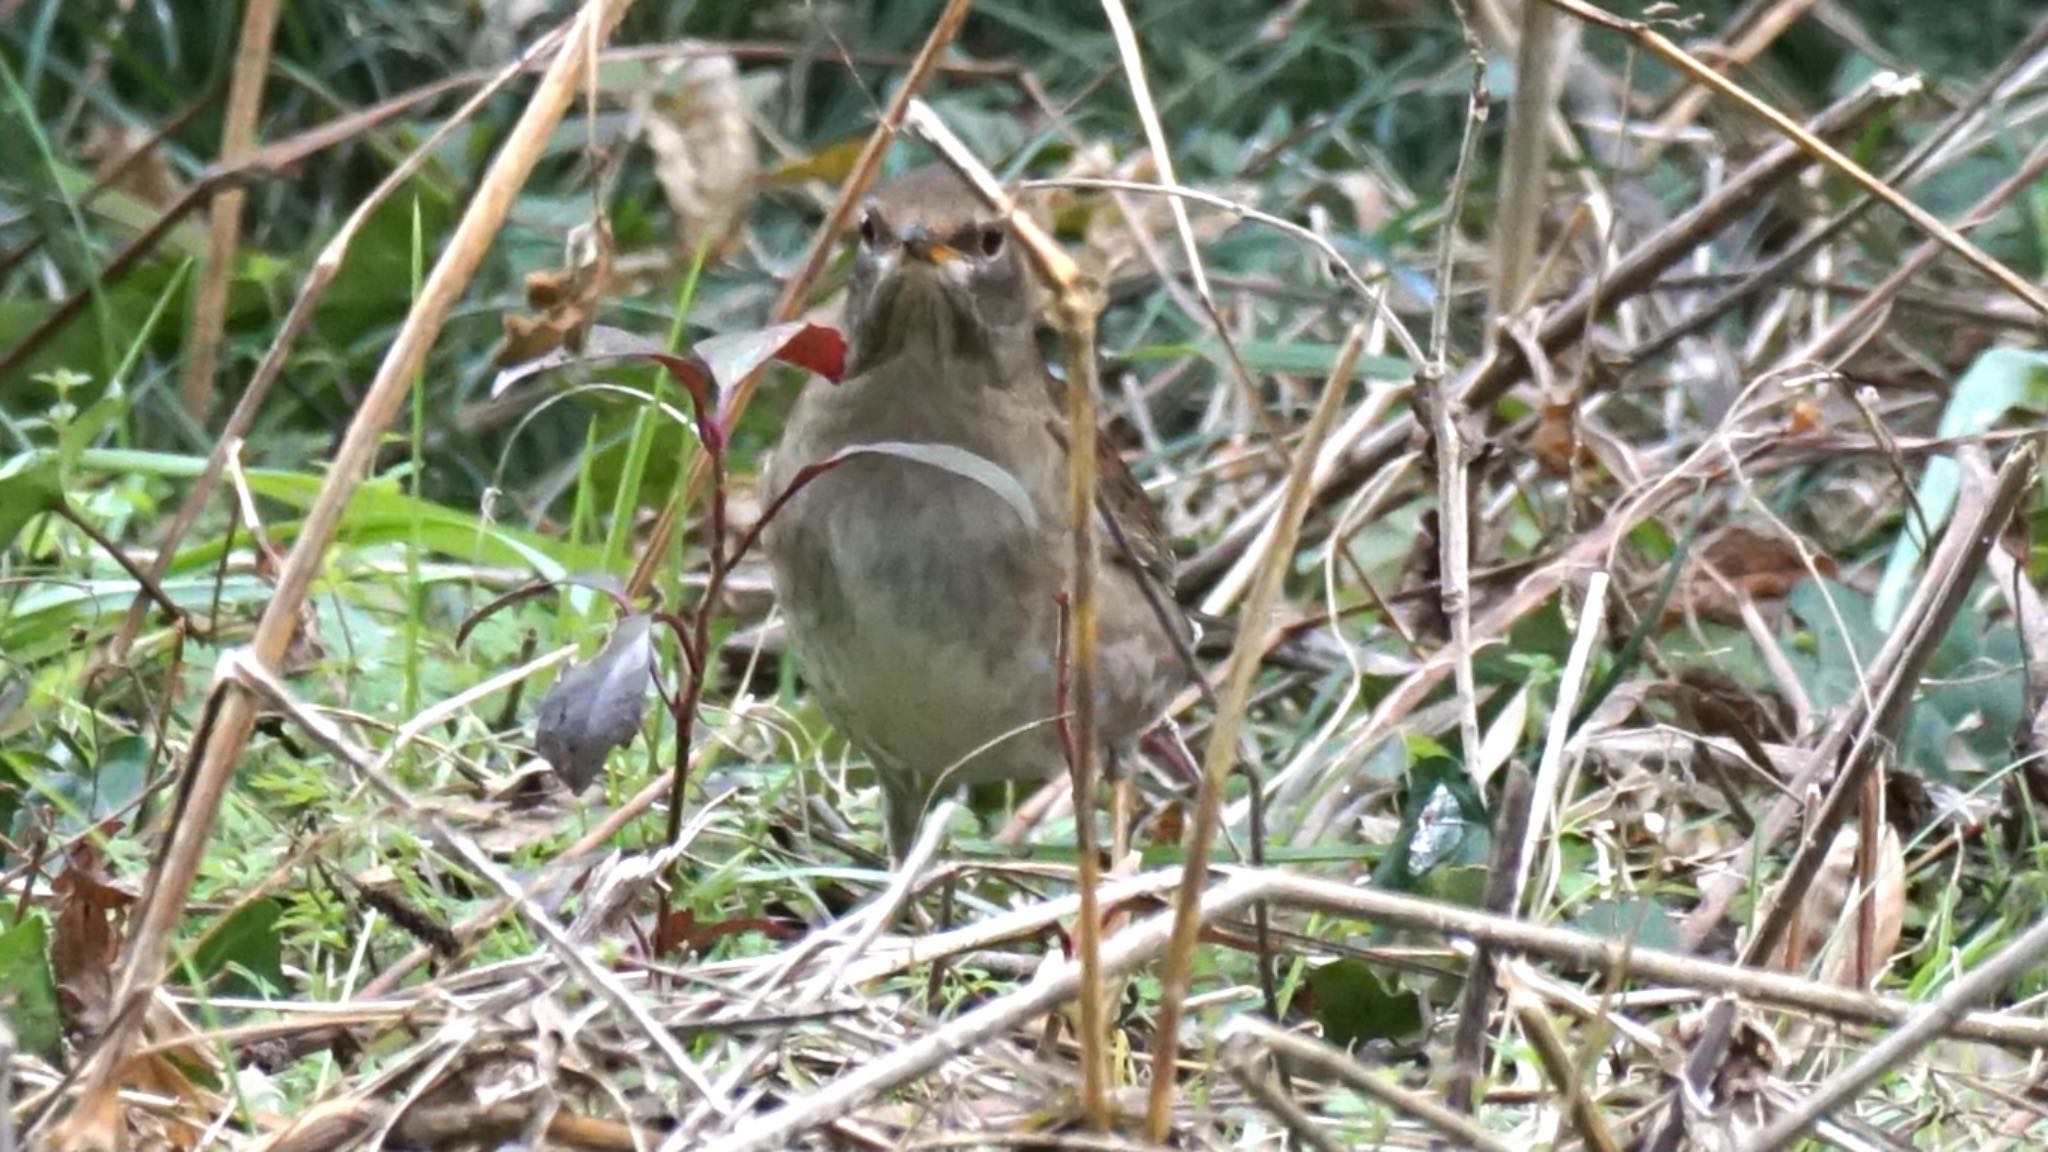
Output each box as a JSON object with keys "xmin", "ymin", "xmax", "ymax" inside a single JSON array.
[{"xmin": 641, "ymin": 54, "xmax": 757, "ymax": 261}]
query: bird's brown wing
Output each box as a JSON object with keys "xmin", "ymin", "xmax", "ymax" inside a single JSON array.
[
  {"xmin": 1038, "ymin": 382, "xmax": 1178, "ymax": 589},
  {"xmin": 1092, "ymin": 434, "xmax": 1178, "ymax": 586},
  {"xmin": 1041, "ymin": 381, "xmax": 1205, "ymax": 694}
]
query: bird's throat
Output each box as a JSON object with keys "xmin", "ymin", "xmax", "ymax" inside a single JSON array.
[{"xmin": 854, "ymin": 273, "xmax": 984, "ymax": 371}]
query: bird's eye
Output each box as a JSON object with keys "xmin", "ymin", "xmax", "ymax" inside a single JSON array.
[
  {"xmin": 978, "ymin": 227, "xmax": 1005, "ymax": 257},
  {"xmin": 858, "ymin": 211, "xmax": 881, "ymax": 248}
]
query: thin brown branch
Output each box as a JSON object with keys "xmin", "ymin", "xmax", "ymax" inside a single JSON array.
[
  {"xmin": 1143, "ymin": 324, "xmax": 1367, "ymax": 1140},
  {"xmin": 1179, "ymin": 74, "xmax": 1902, "ymax": 595},
  {"xmin": 1222, "ymin": 1017, "xmax": 1518, "ymax": 1152},
  {"xmin": 1742, "ymin": 908, "xmax": 2048, "ymax": 1151},
  {"xmin": 100, "ymin": 26, "xmax": 570, "ymax": 668},
  {"xmin": 898, "ymin": 95, "xmax": 1112, "ymax": 1126},
  {"xmin": 178, "ymin": 0, "xmax": 280, "ymax": 421},
  {"xmin": 1625, "ymin": 12, "xmax": 2048, "ymax": 367},
  {"xmin": 1545, "ymin": 0, "xmax": 2048, "ymax": 319}
]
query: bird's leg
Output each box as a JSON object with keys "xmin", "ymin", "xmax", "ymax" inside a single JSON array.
[
  {"xmin": 1139, "ymin": 720, "xmax": 1201, "ymax": 792},
  {"xmin": 880, "ymin": 770, "xmax": 932, "ymax": 866},
  {"xmin": 1108, "ymin": 747, "xmax": 1133, "ymax": 862}
]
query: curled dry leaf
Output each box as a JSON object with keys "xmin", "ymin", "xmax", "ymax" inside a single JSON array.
[
  {"xmin": 51, "ymin": 842, "xmax": 133, "ymax": 1039},
  {"xmin": 641, "ymin": 54, "xmax": 758, "ymax": 260},
  {"xmin": 1654, "ymin": 666, "xmax": 1794, "ymax": 745},
  {"xmin": 1526, "ymin": 393, "xmax": 1582, "ymax": 477},
  {"xmin": 1333, "ymin": 171, "xmax": 1388, "ymax": 235},
  {"xmin": 494, "ymin": 220, "xmax": 615, "ymax": 371},
  {"xmin": 1671, "ymin": 522, "xmax": 1835, "ymax": 626},
  {"xmin": 535, "ymin": 613, "xmax": 655, "ymax": 793},
  {"xmin": 1798, "ymin": 825, "xmax": 1906, "ymax": 989},
  {"xmin": 1671, "ymin": 1004, "xmax": 1783, "ymax": 1129},
  {"xmin": 81, "ymin": 120, "xmax": 184, "ymax": 210}
]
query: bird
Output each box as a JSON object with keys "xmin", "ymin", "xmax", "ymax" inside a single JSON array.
[{"xmin": 761, "ymin": 165, "xmax": 1193, "ymax": 862}]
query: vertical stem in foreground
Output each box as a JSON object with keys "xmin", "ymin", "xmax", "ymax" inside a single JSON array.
[
  {"xmin": 180, "ymin": 0, "xmax": 281, "ymax": 421},
  {"xmin": 900, "ymin": 94, "xmax": 1118, "ymax": 1128},
  {"xmin": 1056, "ymin": 281, "xmax": 1111, "ymax": 1128},
  {"xmin": 1144, "ymin": 324, "xmax": 1370, "ymax": 1141}
]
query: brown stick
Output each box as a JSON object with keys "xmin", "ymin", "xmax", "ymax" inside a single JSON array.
[
  {"xmin": 1545, "ymin": 0, "xmax": 2048, "ymax": 319},
  {"xmin": 901, "ymin": 95, "xmax": 1114, "ymax": 1127},
  {"xmin": 1179, "ymin": 77, "xmax": 1898, "ymax": 593},
  {"xmin": 1143, "ymin": 324, "xmax": 1368, "ymax": 1140},
  {"xmin": 0, "ymin": 63, "xmax": 526, "ymax": 383},
  {"xmin": 1686, "ymin": 443, "xmax": 2040, "ymax": 956},
  {"xmin": 178, "ymin": 0, "xmax": 280, "ymax": 421}
]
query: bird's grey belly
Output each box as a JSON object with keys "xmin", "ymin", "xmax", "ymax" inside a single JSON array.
[{"xmin": 774, "ymin": 461, "xmax": 1065, "ymax": 783}]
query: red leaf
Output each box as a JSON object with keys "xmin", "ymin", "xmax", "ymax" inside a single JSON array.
[
  {"xmin": 697, "ymin": 321, "xmax": 845, "ymax": 391},
  {"xmin": 488, "ymin": 322, "xmax": 847, "ymax": 430}
]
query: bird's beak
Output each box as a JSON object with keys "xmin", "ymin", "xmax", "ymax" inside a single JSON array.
[{"xmin": 901, "ymin": 225, "xmax": 962, "ymax": 267}]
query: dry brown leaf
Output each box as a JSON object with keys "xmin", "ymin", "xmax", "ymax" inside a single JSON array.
[
  {"xmin": 1657, "ymin": 666, "xmax": 1793, "ymax": 745},
  {"xmin": 1814, "ymin": 825, "xmax": 1907, "ymax": 989},
  {"xmin": 51, "ymin": 842, "xmax": 135, "ymax": 1040},
  {"xmin": 642, "ymin": 54, "xmax": 757, "ymax": 260},
  {"xmin": 82, "ymin": 120, "xmax": 184, "ymax": 209},
  {"xmin": 1527, "ymin": 391, "xmax": 1582, "ymax": 477},
  {"xmin": 46, "ymin": 861, "xmax": 227, "ymax": 1150},
  {"xmin": 493, "ymin": 221, "xmax": 615, "ymax": 370},
  {"xmin": 1671, "ymin": 1005, "xmax": 1782, "ymax": 1131},
  {"xmin": 1672, "ymin": 522, "xmax": 1834, "ymax": 625},
  {"xmin": 1333, "ymin": 171, "xmax": 1387, "ymax": 235},
  {"xmin": 1762, "ymin": 824, "xmax": 1906, "ymax": 990}
]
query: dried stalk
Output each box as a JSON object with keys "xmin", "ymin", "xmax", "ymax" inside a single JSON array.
[
  {"xmin": 1743, "ymin": 908, "xmax": 2048, "ymax": 1152},
  {"xmin": 1545, "ymin": 0, "xmax": 2048, "ymax": 319},
  {"xmin": 102, "ymin": 27, "xmax": 568, "ymax": 667},
  {"xmin": 1489, "ymin": 0, "xmax": 1567, "ymax": 329},
  {"xmin": 178, "ymin": 0, "xmax": 280, "ymax": 420},
  {"xmin": 1181, "ymin": 76, "xmax": 1902, "ymax": 594},
  {"xmin": 901, "ymin": 95, "xmax": 1116, "ymax": 1130},
  {"xmin": 1143, "ymin": 324, "xmax": 1369, "ymax": 1140},
  {"xmin": 1221, "ymin": 1016, "xmax": 1515, "ymax": 1152}
]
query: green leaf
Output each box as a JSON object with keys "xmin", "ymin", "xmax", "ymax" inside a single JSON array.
[
  {"xmin": 1569, "ymin": 898, "xmax": 1682, "ymax": 952},
  {"xmin": 87, "ymin": 737, "xmax": 150, "ymax": 825},
  {"xmin": 1788, "ymin": 578, "xmax": 2023, "ymax": 781},
  {"xmin": 28, "ymin": 735, "xmax": 150, "ymax": 837},
  {"xmin": 1307, "ymin": 958, "xmax": 1425, "ymax": 1047},
  {"xmin": 0, "ymin": 914, "xmax": 61, "ymax": 1058},
  {"xmin": 1373, "ymin": 754, "xmax": 1490, "ymax": 895},
  {"xmin": 71, "ymin": 449, "xmax": 596, "ymax": 577},
  {"xmin": 1787, "ymin": 579, "xmax": 1884, "ymax": 717},
  {"xmin": 59, "ymin": 385, "xmax": 129, "ymax": 467},
  {"xmin": 0, "ymin": 450, "xmax": 64, "ymax": 550},
  {"xmin": 1874, "ymin": 347, "xmax": 2048, "ymax": 628},
  {"xmin": 189, "ymin": 899, "xmax": 286, "ymax": 999}
]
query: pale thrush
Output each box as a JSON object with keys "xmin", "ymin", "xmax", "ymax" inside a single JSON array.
[{"xmin": 762, "ymin": 167, "xmax": 1192, "ymax": 859}]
